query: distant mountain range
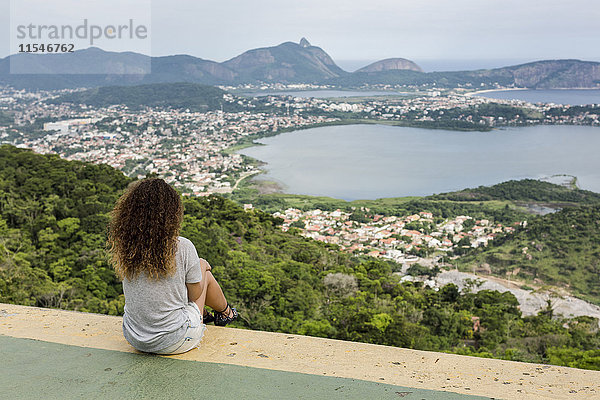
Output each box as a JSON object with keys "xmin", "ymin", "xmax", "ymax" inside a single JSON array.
[
  {"xmin": 329, "ymin": 59, "xmax": 600, "ymax": 89},
  {"xmin": 1, "ymin": 38, "xmax": 599, "ymax": 90}
]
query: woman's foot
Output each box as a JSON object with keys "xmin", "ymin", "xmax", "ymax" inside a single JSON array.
[
  {"xmin": 214, "ymin": 303, "xmax": 238, "ymax": 326},
  {"xmin": 203, "ymin": 309, "xmax": 215, "ymax": 324}
]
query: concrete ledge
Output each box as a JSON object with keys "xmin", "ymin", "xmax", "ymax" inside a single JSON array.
[{"xmin": 1, "ymin": 303, "xmax": 599, "ymax": 399}]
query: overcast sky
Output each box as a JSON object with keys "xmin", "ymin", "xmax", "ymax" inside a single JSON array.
[{"xmin": 1, "ymin": 0, "xmax": 599, "ymax": 70}]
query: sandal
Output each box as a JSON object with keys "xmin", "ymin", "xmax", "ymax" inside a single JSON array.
[
  {"xmin": 203, "ymin": 309, "xmax": 215, "ymax": 324},
  {"xmin": 214, "ymin": 303, "xmax": 238, "ymax": 326}
]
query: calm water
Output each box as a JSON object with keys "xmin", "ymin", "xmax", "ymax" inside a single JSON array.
[
  {"xmin": 239, "ymin": 124, "xmax": 600, "ymax": 200},
  {"xmin": 474, "ymin": 89, "xmax": 600, "ymax": 106},
  {"xmin": 243, "ymin": 90, "xmax": 407, "ymax": 98}
]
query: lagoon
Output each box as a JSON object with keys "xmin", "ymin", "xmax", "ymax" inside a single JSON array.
[
  {"xmin": 239, "ymin": 124, "xmax": 600, "ymax": 200},
  {"xmin": 473, "ymin": 89, "xmax": 600, "ymax": 106}
]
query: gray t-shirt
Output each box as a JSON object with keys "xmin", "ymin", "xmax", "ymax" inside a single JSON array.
[{"xmin": 122, "ymin": 236, "xmax": 203, "ymax": 353}]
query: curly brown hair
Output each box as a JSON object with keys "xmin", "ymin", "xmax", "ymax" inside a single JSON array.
[{"xmin": 107, "ymin": 178, "xmax": 183, "ymax": 280}]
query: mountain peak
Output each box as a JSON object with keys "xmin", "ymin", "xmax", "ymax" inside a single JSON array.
[
  {"xmin": 299, "ymin": 37, "xmax": 311, "ymax": 48},
  {"xmin": 357, "ymin": 58, "xmax": 423, "ymax": 73},
  {"xmin": 222, "ymin": 38, "xmax": 345, "ymax": 83}
]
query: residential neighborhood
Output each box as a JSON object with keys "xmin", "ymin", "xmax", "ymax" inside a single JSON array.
[
  {"xmin": 0, "ymin": 84, "xmax": 598, "ymax": 198},
  {"xmin": 273, "ymin": 207, "xmax": 520, "ymax": 263}
]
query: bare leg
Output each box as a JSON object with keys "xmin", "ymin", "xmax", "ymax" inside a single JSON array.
[
  {"xmin": 203, "ymin": 271, "xmax": 229, "ymax": 313},
  {"xmin": 191, "ymin": 273, "xmax": 234, "ymax": 319},
  {"xmin": 191, "ymin": 271, "xmax": 209, "ymax": 311},
  {"xmin": 190, "ymin": 260, "xmax": 235, "ymax": 319}
]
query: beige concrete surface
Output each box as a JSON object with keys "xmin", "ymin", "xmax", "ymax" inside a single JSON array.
[{"xmin": 1, "ymin": 303, "xmax": 599, "ymax": 399}]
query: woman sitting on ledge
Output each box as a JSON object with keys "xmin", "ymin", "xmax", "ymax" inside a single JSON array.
[{"xmin": 107, "ymin": 178, "xmax": 237, "ymax": 355}]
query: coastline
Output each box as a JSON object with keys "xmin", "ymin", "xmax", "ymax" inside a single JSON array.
[
  {"xmin": 465, "ymin": 87, "xmax": 529, "ymax": 96},
  {"xmin": 466, "ymin": 87, "xmax": 600, "ymax": 96}
]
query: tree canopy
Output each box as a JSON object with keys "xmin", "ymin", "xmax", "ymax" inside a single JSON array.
[{"xmin": 1, "ymin": 144, "xmax": 599, "ymax": 370}]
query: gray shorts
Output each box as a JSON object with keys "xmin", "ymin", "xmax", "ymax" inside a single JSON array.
[{"xmin": 154, "ymin": 302, "xmax": 206, "ymax": 355}]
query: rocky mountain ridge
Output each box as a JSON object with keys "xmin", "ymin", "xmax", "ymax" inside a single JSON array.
[
  {"xmin": 1, "ymin": 39, "xmax": 599, "ymax": 90},
  {"xmin": 356, "ymin": 58, "xmax": 423, "ymax": 73}
]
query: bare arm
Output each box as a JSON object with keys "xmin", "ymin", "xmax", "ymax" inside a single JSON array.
[
  {"xmin": 186, "ymin": 281, "xmax": 203, "ymax": 303},
  {"xmin": 201, "ymin": 258, "xmax": 211, "ymax": 272}
]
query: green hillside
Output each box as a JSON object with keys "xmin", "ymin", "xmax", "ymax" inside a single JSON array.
[
  {"xmin": 232, "ymin": 182, "xmax": 528, "ymax": 224},
  {"xmin": 235, "ymin": 179, "xmax": 600, "ymax": 302},
  {"xmin": 428, "ymin": 180, "xmax": 600, "ymax": 302},
  {"xmin": 0, "ymin": 145, "xmax": 132, "ymax": 312},
  {"xmin": 461, "ymin": 205, "xmax": 600, "ymax": 303},
  {"xmin": 49, "ymin": 83, "xmax": 228, "ymax": 111},
  {"xmin": 235, "ymin": 179, "xmax": 600, "ymax": 219},
  {"xmin": 1, "ymin": 145, "xmax": 599, "ymax": 369},
  {"xmin": 430, "ymin": 179, "xmax": 600, "ymax": 203}
]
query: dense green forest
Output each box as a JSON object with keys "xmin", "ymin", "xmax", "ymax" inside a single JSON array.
[
  {"xmin": 233, "ymin": 178, "xmax": 600, "ymax": 220},
  {"xmin": 1, "ymin": 145, "xmax": 599, "ymax": 370},
  {"xmin": 430, "ymin": 179, "xmax": 600, "ymax": 203},
  {"xmin": 546, "ymin": 105, "xmax": 600, "ymax": 117},
  {"xmin": 0, "ymin": 145, "xmax": 132, "ymax": 312},
  {"xmin": 397, "ymin": 103, "xmax": 544, "ymax": 128},
  {"xmin": 461, "ymin": 205, "xmax": 600, "ymax": 303}
]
